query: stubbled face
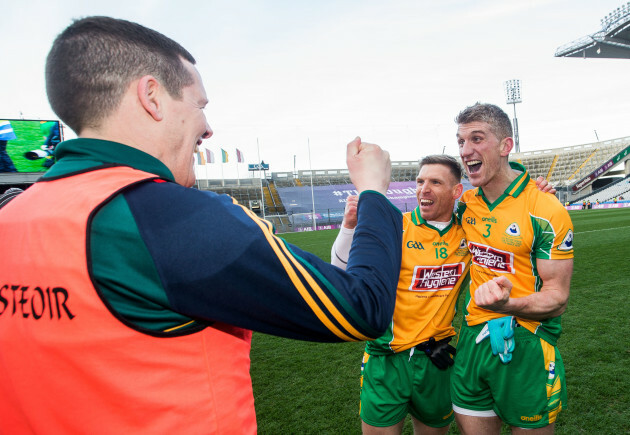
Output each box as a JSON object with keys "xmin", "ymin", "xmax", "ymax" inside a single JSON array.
[
  {"xmin": 415, "ymin": 164, "xmax": 461, "ymax": 222},
  {"xmin": 457, "ymin": 121, "xmax": 509, "ymax": 188},
  {"xmin": 162, "ymin": 61, "xmax": 212, "ymax": 187}
]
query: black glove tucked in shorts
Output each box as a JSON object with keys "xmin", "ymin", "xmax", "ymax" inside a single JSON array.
[{"xmin": 417, "ymin": 336, "xmax": 456, "ymax": 370}]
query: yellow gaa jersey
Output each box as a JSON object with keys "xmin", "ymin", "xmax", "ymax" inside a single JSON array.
[
  {"xmin": 366, "ymin": 208, "xmax": 471, "ymax": 355},
  {"xmin": 457, "ymin": 162, "xmax": 574, "ymax": 345}
]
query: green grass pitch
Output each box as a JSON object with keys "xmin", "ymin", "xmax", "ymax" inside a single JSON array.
[
  {"xmin": 4, "ymin": 120, "xmax": 52, "ymax": 172},
  {"xmin": 250, "ymin": 207, "xmax": 630, "ymax": 434}
]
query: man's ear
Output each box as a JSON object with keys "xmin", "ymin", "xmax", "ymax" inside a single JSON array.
[
  {"xmin": 137, "ymin": 75, "xmax": 163, "ymax": 121},
  {"xmin": 453, "ymin": 183, "xmax": 463, "ymax": 200},
  {"xmin": 500, "ymin": 137, "xmax": 514, "ymax": 156}
]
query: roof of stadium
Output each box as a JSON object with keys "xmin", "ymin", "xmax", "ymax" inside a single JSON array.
[{"xmin": 555, "ymin": 2, "xmax": 630, "ymax": 59}]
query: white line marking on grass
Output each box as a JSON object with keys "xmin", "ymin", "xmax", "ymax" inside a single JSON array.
[{"xmin": 575, "ymin": 226, "xmax": 630, "ymax": 234}]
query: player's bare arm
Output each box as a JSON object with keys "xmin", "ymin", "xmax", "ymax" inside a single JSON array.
[
  {"xmin": 474, "ymin": 258, "xmax": 572, "ymax": 320},
  {"xmin": 330, "ymin": 195, "xmax": 358, "ymax": 269}
]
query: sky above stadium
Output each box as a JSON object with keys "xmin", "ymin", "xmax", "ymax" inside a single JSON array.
[{"xmin": 3, "ymin": 0, "xmax": 630, "ymax": 178}]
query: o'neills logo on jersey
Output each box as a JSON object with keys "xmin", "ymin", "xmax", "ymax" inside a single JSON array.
[
  {"xmin": 0, "ymin": 284, "xmax": 75, "ymax": 320},
  {"xmin": 409, "ymin": 263, "xmax": 465, "ymax": 291},
  {"xmin": 468, "ymin": 242, "xmax": 515, "ymax": 274}
]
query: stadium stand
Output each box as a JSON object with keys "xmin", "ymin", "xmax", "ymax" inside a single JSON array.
[
  {"xmin": 195, "ymin": 177, "xmax": 293, "ymax": 231},
  {"xmin": 510, "ymin": 137, "xmax": 630, "ymax": 189},
  {"xmin": 272, "ymin": 173, "xmax": 297, "ymax": 187},
  {"xmin": 571, "ymin": 175, "xmax": 630, "ymax": 204},
  {"xmin": 2, "ymin": 132, "xmax": 627, "ymax": 232},
  {"xmin": 265, "ymin": 181, "xmax": 288, "ymax": 215},
  {"xmin": 391, "ymin": 161, "xmax": 422, "ymax": 182},
  {"xmin": 555, "ymin": 2, "xmax": 630, "ymax": 59},
  {"xmin": 205, "ymin": 185, "xmax": 262, "ymax": 207},
  {"xmin": 190, "ymin": 136, "xmax": 630, "ymax": 232}
]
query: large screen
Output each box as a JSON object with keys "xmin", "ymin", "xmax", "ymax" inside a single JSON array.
[{"xmin": 0, "ymin": 119, "xmax": 63, "ymax": 173}]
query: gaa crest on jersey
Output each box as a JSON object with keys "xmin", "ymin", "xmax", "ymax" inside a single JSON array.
[
  {"xmin": 406, "ymin": 240, "xmax": 425, "ymax": 250},
  {"xmin": 505, "ymin": 223, "xmax": 520, "ymax": 236},
  {"xmin": 409, "ymin": 263, "xmax": 465, "ymax": 291},
  {"xmin": 468, "ymin": 241, "xmax": 515, "ymax": 274},
  {"xmin": 558, "ymin": 229, "xmax": 574, "ymax": 251}
]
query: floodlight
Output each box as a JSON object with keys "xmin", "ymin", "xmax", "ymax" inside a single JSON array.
[
  {"xmin": 504, "ymin": 79, "xmax": 522, "ymax": 104},
  {"xmin": 504, "ymin": 79, "xmax": 522, "ymax": 153}
]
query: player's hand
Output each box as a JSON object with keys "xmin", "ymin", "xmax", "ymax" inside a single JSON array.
[
  {"xmin": 346, "ymin": 137, "xmax": 391, "ymax": 195},
  {"xmin": 474, "ymin": 276, "xmax": 512, "ymax": 312},
  {"xmin": 535, "ymin": 176, "xmax": 556, "ymax": 194},
  {"xmin": 342, "ymin": 195, "xmax": 358, "ymax": 230}
]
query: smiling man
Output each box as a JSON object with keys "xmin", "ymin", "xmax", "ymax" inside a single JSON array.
[
  {"xmin": 0, "ymin": 16, "xmax": 404, "ymax": 433},
  {"xmin": 332, "ymin": 155, "xmax": 471, "ymax": 435},
  {"xmin": 452, "ymin": 103, "xmax": 574, "ymax": 434}
]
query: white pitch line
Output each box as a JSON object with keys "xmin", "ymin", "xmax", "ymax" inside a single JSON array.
[{"xmin": 575, "ymin": 226, "xmax": 630, "ymax": 234}]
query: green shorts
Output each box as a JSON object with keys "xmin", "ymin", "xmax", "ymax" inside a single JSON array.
[
  {"xmin": 450, "ymin": 322, "xmax": 567, "ymax": 429},
  {"xmin": 359, "ymin": 348, "xmax": 454, "ymax": 428}
]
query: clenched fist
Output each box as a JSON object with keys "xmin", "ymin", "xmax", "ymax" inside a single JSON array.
[
  {"xmin": 474, "ymin": 276, "xmax": 513, "ymax": 313},
  {"xmin": 346, "ymin": 137, "xmax": 391, "ymax": 195}
]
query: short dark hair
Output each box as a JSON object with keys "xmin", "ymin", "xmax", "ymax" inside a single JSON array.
[
  {"xmin": 418, "ymin": 154, "xmax": 463, "ymax": 184},
  {"xmin": 46, "ymin": 16, "xmax": 196, "ymax": 133},
  {"xmin": 454, "ymin": 103, "xmax": 513, "ymax": 141}
]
